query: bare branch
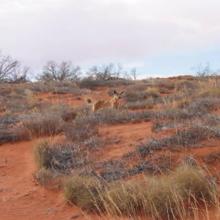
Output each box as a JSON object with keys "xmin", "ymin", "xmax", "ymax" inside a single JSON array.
[{"xmin": 40, "ymin": 61, "xmax": 81, "ymax": 82}]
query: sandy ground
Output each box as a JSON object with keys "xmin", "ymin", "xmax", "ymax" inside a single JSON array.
[{"xmin": 0, "ymin": 140, "xmax": 86, "ymax": 220}]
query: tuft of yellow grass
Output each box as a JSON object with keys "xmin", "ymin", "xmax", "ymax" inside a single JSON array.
[
  {"xmin": 64, "ymin": 165, "xmax": 218, "ymax": 219},
  {"xmin": 64, "ymin": 175, "xmax": 103, "ymax": 212}
]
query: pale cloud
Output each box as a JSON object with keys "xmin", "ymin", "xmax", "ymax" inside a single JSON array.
[{"xmin": 0, "ymin": 0, "xmax": 220, "ymax": 74}]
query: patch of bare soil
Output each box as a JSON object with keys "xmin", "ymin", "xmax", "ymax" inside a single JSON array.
[{"xmin": 0, "ymin": 140, "xmax": 85, "ymax": 220}]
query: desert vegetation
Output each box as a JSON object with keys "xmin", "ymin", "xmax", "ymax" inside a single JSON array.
[{"xmin": 1, "ymin": 52, "xmax": 220, "ymax": 219}]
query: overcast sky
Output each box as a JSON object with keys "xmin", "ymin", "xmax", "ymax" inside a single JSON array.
[{"xmin": 1, "ymin": 0, "xmax": 220, "ymax": 76}]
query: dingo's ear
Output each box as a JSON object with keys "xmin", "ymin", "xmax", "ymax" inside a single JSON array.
[
  {"xmin": 113, "ymin": 90, "xmax": 118, "ymax": 95},
  {"xmin": 87, "ymin": 98, "xmax": 92, "ymax": 104},
  {"xmin": 119, "ymin": 91, "xmax": 124, "ymax": 95}
]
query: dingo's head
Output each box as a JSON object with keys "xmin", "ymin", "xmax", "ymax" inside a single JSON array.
[{"xmin": 112, "ymin": 90, "xmax": 124, "ymax": 100}]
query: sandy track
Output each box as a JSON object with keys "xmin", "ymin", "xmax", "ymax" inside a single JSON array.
[{"xmin": 0, "ymin": 140, "xmax": 84, "ymax": 220}]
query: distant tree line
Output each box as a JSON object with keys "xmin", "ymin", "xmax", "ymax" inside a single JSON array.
[
  {"xmin": 0, "ymin": 51, "xmax": 138, "ymax": 83},
  {"xmin": 3, "ymin": 50, "xmax": 219, "ymax": 83}
]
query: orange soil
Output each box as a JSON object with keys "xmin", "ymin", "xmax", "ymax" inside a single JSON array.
[
  {"xmin": 97, "ymin": 122, "xmax": 154, "ymax": 161},
  {"xmin": 0, "ymin": 140, "xmax": 86, "ymax": 220},
  {"xmin": 0, "ymin": 139, "xmax": 144, "ymax": 220}
]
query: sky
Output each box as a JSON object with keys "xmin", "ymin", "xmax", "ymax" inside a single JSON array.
[{"xmin": 1, "ymin": 0, "xmax": 220, "ymax": 77}]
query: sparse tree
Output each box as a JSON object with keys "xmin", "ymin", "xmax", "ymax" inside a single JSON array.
[
  {"xmin": 195, "ymin": 63, "xmax": 212, "ymax": 77},
  {"xmin": 88, "ymin": 63, "xmax": 124, "ymax": 80},
  {"xmin": 130, "ymin": 67, "xmax": 137, "ymax": 80},
  {"xmin": 10, "ymin": 66, "xmax": 29, "ymax": 83},
  {"xmin": 40, "ymin": 61, "xmax": 81, "ymax": 82},
  {"xmin": 0, "ymin": 51, "xmax": 29, "ymax": 83}
]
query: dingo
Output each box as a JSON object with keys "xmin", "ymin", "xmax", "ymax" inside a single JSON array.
[{"xmin": 87, "ymin": 90, "xmax": 124, "ymax": 112}]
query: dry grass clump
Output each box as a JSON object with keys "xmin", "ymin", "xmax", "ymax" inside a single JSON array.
[
  {"xmin": 0, "ymin": 114, "xmax": 30, "ymax": 145},
  {"xmin": 139, "ymin": 125, "xmax": 220, "ymax": 157},
  {"xmin": 34, "ymin": 168, "xmax": 54, "ymax": 185},
  {"xmin": 124, "ymin": 90, "xmax": 148, "ymax": 102},
  {"xmin": 3, "ymin": 92, "xmax": 30, "ymax": 113},
  {"xmin": 23, "ymin": 113, "xmax": 64, "ymax": 137},
  {"xmin": 154, "ymin": 96, "xmax": 220, "ymax": 123},
  {"xmin": 66, "ymin": 108, "xmax": 153, "ymax": 130},
  {"xmin": 173, "ymin": 165, "xmax": 216, "ymax": 205},
  {"xmin": 103, "ymin": 180, "xmax": 143, "ymax": 216},
  {"xmin": 34, "ymin": 141, "xmax": 53, "ymax": 169},
  {"xmin": 64, "ymin": 175, "xmax": 103, "ymax": 211},
  {"xmin": 203, "ymin": 114, "xmax": 220, "ymax": 127},
  {"xmin": 175, "ymin": 80, "xmax": 198, "ymax": 92},
  {"xmin": 198, "ymin": 87, "xmax": 220, "ymax": 98},
  {"xmin": 64, "ymin": 113, "xmax": 99, "ymax": 143},
  {"xmin": 154, "ymin": 108, "xmax": 192, "ymax": 121},
  {"xmin": 124, "ymin": 87, "xmax": 160, "ymax": 103},
  {"xmin": 65, "ymin": 165, "xmax": 217, "ymax": 219},
  {"xmin": 33, "ymin": 167, "xmax": 64, "ymax": 189},
  {"xmin": 186, "ymin": 97, "xmax": 220, "ymax": 115},
  {"xmin": 79, "ymin": 78, "xmax": 131, "ymax": 89},
  {"xmin": 125, "ymin": 97, "xmax": 159, "ymax": 110},
  {"xmin": 31, "ymin": 81, "xmax": 87, "ymax": 95},
  {"xmin": 0, "ymin": 114, "xmax": 19, "ymax": 129},
  {"xmin": 109, "ymin": 165, "xmax": 217, "ymax": 219},
  {"xmin": 145, "ymin": 87, "xmax": 160, "ymax": 97},
  {"xmin": 0, "ymin": 127, "xmax": 30, "ymax": 145},
  {"xmin": 150, "ymin": 79, "xmax": 175, "ymax": 92}
]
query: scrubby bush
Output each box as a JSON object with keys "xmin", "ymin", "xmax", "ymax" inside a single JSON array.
[
  {"xmin": 0, "ymin": 126, "xmax": 30, "ymax": 145},
  {"xmin": 23, "ymin": 113, "xmax": 64, "ymax": 137},
  {"xmin": 33, "ymin": 168, "xmax": 56, "ymax": 186},
  {"xmin": 138, "ymin": 125, "xmax": 220, "ymax": 157},
  {"xmin": 34, "ymin": 141, "xmax": 87, "ymax": 173},
  {"xmin": 125, "ymin": 98, "xmax": 157, "ymax": 110},
  {"xmin": 186, "ymin": 97, "xmax": 220, "ymax": 115},
  {"xmin": 64, "ymin": 114, "xmax": 99, "ymax": 142},
  {"xmin": 79, "ymin": 78, "xmax": 131, "ymax": 89},
  {"xmin": 175, "ymin": 80, "xmax": 198, "ymax": 92}
]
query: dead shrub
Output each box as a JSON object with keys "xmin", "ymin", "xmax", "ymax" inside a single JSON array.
[
  {"xmin": 33, "ymin": 168, "xmax": 62, "ymax": 189},
  {"xmin": 64, "ymin": 114, "xmax": 98, "ymax": 143},
  {"xmin": 0, "ymin": 126, "xmax": 30, "ymax": 145},
  {"xmin": 138, "ymin": 125, "xmax": 220, "ymax": 157},
  {"xmin": 23, "ymin": 113, "xmax": 64, "ymax": 137},
  {"xmin": 34, "ymin": 141, "xmax": 87, "ymax": 173}
]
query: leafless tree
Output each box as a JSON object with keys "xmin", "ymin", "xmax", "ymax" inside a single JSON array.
[
  {"xmin": 0, "ymin": 51, "xmax": 28, "ymax": 83},
  {"xmin": 193, "ymin": 62, "xmax": 217, "ymax": 78},
  {"xmin": 88, "ymin": 63, "xmax": 124, "ymax": 80},
  {"xmin": 40, "ymin": 61, "xmax": 81, "ymax": 82},
  {"xmin": 130, "ymin": 67, "xmax": 137, "ymax": 80},
  {"xmin": 10, "ymin": 66, "xmax": 29, "ymax": 83}
]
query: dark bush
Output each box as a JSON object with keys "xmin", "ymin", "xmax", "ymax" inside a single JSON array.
[{"xmin": 34, "ymin": 141, "xmax": 88, "ymax": 173}]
